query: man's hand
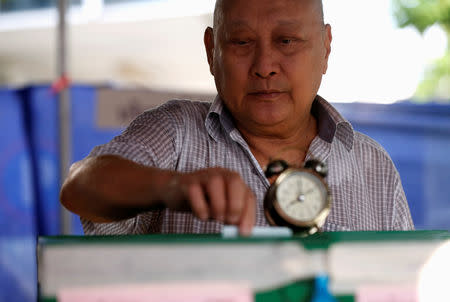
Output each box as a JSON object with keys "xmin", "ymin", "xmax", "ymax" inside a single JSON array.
[
  {"xmin": 164, "ymin": 168, "xmax": 256, "ymax": 236},
  {"xmin": 60, "ymin": 156, "xmax": 255, "ymax": 235}
]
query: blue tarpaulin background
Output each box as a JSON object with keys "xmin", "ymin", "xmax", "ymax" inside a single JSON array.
[{"xmin": 1, "ymin": 84, "xmax": 449, "ymax": 302}]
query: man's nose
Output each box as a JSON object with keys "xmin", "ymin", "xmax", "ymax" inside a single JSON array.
[{"xmin": 251, "ymin": 44, "xmax": 278, "ymax": 79}]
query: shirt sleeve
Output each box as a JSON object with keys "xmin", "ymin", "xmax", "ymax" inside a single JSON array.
[
  {"xmin": 392, "ymin": 170, "xmax": 415, "ymax": 230},
  {"xmin": 80, "ymin": 101, "xmax": 184, "ymax": 235},
  {"xmin": 89, "ymin": 100, "xmax": 183, "ymax": 169},
  {"xmin": 378, "ymin": 143, "xmax": 414, "ymax": 231}
]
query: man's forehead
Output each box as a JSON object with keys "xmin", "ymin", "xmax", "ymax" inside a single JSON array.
[
  {"xmin": 217, "ymin": 0, "xmax": 322, "ymax": 9},
  {"xmin": 226, "ymin": 19, "xmax": 306, "ymax": 31},
  {"xmin": 214, "ymin": 0, "xmax": 323, "ymax": 28}
]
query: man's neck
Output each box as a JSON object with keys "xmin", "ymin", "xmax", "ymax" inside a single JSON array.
[{"xmin": 237, "ymin": 113, "xmax": 318, "ymax": 172}]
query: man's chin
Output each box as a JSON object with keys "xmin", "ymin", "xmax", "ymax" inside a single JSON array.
[{"xmin": 249, "ymin": 114, "xmax": 288, "ymax": 129}]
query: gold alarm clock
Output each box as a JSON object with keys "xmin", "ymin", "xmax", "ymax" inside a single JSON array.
[{"xmin": 264, "ymin": 159, "xmax": 331, "ymax": 236}]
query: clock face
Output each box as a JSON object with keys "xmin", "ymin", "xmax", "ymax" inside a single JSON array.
[{"xmin": 275, "ymin": 170, "xmax": 328, "ymax": 223}]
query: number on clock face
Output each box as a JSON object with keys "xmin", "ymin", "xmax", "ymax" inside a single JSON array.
[{"xmin": 276, "ymin": 171, "xmax": 327, "ymax": 222}]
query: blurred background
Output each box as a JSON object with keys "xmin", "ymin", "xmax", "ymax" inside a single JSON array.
[{"xmin": 0, "ymin": 0, "xmax": 449, "ymax": 301}]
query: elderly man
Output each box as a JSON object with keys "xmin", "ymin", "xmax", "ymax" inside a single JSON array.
[{"xmin": 60, "ymin": 0, "xmax": 414, "ymax": 235}]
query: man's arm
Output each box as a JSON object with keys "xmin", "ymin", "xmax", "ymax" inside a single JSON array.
[
  {"xmin": 60, "ymin": 154, "xmax": 256, "ymax": 235},
  {"xmin": 392, "ymin": 173, "xmax": 415, "ymax": 230}
]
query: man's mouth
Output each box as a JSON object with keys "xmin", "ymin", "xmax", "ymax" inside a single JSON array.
[{"xmin": 248, "ymin": 90, "xmax": 285, "ymax": 99}]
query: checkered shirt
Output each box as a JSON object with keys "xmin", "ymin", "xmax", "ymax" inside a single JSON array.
[{"xmin": 82, "ymin": 95, "xmax": 414, "ymax": 234}]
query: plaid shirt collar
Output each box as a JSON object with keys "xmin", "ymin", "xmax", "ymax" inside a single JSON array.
[{"xmin": 205, "ymin": 94, "xmax": 354, "ymax": 151}]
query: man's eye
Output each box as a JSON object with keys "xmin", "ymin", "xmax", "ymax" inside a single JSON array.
[
  {"xmin": 281, "ymin": 38, "xmax": 295, "ymax": 45},
  {"xmin": 231, "ymin": 39, "xmax": 250, "ymax": 46}
]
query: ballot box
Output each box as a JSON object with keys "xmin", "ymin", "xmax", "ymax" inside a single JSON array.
[{"xmin": 37, "ymin": 231, "xmax": 450, "ymax": 302}]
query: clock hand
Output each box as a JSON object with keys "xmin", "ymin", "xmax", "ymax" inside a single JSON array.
[
  {"xmin": 301, "ymin": 188, "xmax": 314, "ymax": 195},
  {"xmin": 288, "ymin": 199, "xmax": 300, "ymax": 207},
  {"xmin": 289, "ymin": 194, "xmax": 306, "ymax": 208}
]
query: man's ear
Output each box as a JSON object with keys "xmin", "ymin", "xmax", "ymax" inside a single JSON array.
[
  {"xmin": 204, "ymin": 26, "xmax": 215, "ymax": 76},
  {"xmin": 322, "ymin": 24, "xmax": 332, "ymax": 75}
]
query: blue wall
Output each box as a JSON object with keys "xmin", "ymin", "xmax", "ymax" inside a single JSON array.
[
  {"xmin": 0, "ymin": 88, "xmax": 36, "ymax": 302},
  {"xmin": 20, "ymin": 85, "xmax": 124, "ymax": 235},
  {"xmin": 1, "ymin": 85, "xmax": 124, "ymax": 302}
]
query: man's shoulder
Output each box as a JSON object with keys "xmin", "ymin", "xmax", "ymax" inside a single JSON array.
[
  {"xmin": 352, "ymin": 131, "xmax": 392, "ymax": 162},
  {"xmin": 158, "ymin": 99, "xmax": 211, "ymax": 112},
  {"xmin": 137, "ymin": 99, "xmax": 212, "ymax": 126}
]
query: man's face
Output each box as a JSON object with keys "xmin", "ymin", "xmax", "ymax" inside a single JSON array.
[{"xmin": 205, "ymin": 0, "xmax": 332, "ymax": 135}]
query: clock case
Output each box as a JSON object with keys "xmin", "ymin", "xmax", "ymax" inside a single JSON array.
[{"xmin": 263, "ymin": 160, "xmax": 332, "ymax": 236}]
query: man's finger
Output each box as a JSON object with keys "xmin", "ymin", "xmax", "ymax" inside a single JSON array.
[
  {"xmin": 187, "ymin": 182, "xmax": 209, "ymax": 221},
  {"xmin": 226, "ymin": 173, "xmax": 246, "ymax": 225},
  {"xmin": 239, "ymin": 188, "xmax": 256, "ymax": 236},
  {"xmin": 206, "ymin": 175, "xmax": 226, "ymax": 222}
]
